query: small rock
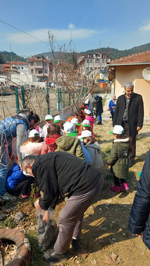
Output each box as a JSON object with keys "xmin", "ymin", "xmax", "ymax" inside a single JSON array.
[
  {"xmin": 14, "ymin": 212, "xmax": 25, "ymax": 222},
  {"xmin": 0, "ymin": 213, "xmax": 7, "ymax": 220}
]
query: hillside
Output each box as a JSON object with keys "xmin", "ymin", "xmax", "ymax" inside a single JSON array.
[
  {"xmin": 0, "ymin": 51, "xmax": 26, "ymax": 63},
  {"xmin": 1, "ymin": 42, "xmax": 150, "ymax": 63},
  {"xmin": 42, "ymin": 43, "xmax": 150, "ymax": 60}
]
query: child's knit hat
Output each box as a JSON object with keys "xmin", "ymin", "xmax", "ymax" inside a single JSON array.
[
  {"xmin": 82, "ymin": 120, "xmax": 91, "ymax": 127},
  {"xmin": 71, "ymin": 118, "xmax": 80, "ymax": 126},
  {"xmin": 113, "ymin": 125, "xmax": 124, "ymax": 134},
  {"xmin": 53, "ymin": 115, "xmax": 63, "ymax": 123},
  {"xmin": 84, "ymin": 109, "xmax": 91, "ymax": 115}
]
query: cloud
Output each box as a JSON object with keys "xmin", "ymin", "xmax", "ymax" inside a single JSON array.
[
  {"xmin": 7, "ymin": 26, "xmax": 99, "ymax": 44},
  {"xmin": 139, "ymin": 20, "xmax": 150, "ymax": 33},
  {"xmin": 69, "ymin": 23, "xmax": 76, "ymax": 30}
]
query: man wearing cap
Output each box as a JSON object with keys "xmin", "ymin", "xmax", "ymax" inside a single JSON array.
[
  {"xmin": 53, "ymin": 115, "xmax": 65, "ymax": 136},
  {"xmin": 42, "ymin": 115, "xmax": 53, "ymax": 138},
  {"xmin": 55, "ymin": 122, "xmax": 84, "ymax": 159},
  {"xmin": 113, "ymin": 82, "xmax": 144, "ymax": 167},
  {"xmin": 21, "ymin": 152, "xmax": 104, "ymax": 262},
  {"xmin": 93, "ymin": 95, "xmax": 103, "ymax": 125}
]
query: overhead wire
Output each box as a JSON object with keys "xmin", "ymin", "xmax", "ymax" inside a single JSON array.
[{"xmin": 0, "ymin": 19, "xmax": 49, "ymax": 46}]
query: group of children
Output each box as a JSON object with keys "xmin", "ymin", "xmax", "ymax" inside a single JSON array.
[
  {"xmin": 6, "ymin": 100, "xmax": 131, "ymax": 199},
  {"xmin": 6, "ymin": 106, "xmax": 104, "ymax": 199}
]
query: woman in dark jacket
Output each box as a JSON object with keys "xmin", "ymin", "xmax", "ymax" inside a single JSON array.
[
  {"xmin": 129, "ymin": 149, "xmax": 150, "ymax": 249},
  {"xmin": 94, "ymin": 95, "xmax": 103, "ymax": 125}
]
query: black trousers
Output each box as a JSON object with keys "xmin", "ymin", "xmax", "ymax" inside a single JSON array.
[
  {"xmin": 123, "ymin": 122, "xmax": 136, "ymax": 162},
  {"xmin": 8, "ymin": 177, "xmax": 38, "ymax": 196},
  {"xmin": 114, "ymin": 175, "xmax": 126, "ymax": 186}
]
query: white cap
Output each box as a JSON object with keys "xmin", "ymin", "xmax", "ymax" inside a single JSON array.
[
  {"xmin": 85, "ymin": 98, "xmax": 89, "ymax": 104},
  {"xmin": 113, "ymin": 125, "xmax": 124, "ymax": 134},
  {"xmin": 54, "ymin": 115, "xmax": 63, "ymax": 122},
  {"xmin": 64, "ymin": 122, "xmax": 78, "ymax": 137},
  {"xmin": 82, "ymin": 120, "xmax": 90, "ymax": 126},
  {"xmin": 84, "ymin": 109, "xmax": 91, "ymax": 115},
  {"xmin": 29, "ymin": 129, "xmax": 40, "ymax": 138},
  {"xmin": 81, "ymin": 130, "xmax": 92, "ymax": 138},
  {"xmin": 45, "ymin": 115, "xmax": 53, "ymax": 121},
  {"xmin": 71, "ymin": 118, "xmax": 80, "ymax": 125}
]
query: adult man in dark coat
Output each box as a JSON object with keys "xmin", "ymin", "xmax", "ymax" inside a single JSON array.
[
  {"xmin": 129, "ymin": 149, "xmax": 150, "ymax": 249},
  {"xmin": 21, "ymin": 152, "xmax": 104, "ymax": 262},
  {"xmin": 113, "ymin": 82, "xmax": 144, "ymax": 167},
  {"xmin": 94, "ymin": 95, "xmax": 103, "ymax": 125}
]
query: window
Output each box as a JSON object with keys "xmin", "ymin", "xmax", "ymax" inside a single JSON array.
[
  {"xmin": 45, "ymin": 69, "xmax": 47, "ymax": 74},
  {"xmin": 34, "ymin": 61, "xmax": 42, "ymax": 66},
  {"xmin": 37, "ymin": 56, "xmax": 42, "ymax": 60},
  {"xmin": 45, "ymin": 63, "xmax": 47, "ymax": 66},
  {"xmin": 22, "ymin": 67, "xmax": 23, "ymax": 69},
  {"xmin": 31, "ymin": 69, "xmax": 33, "ymax": 74},
  {"xmin": 30, "ymin": 62, "xmax": 33, "ymax": 66}
]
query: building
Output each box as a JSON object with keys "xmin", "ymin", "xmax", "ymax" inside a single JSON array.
[
  {"xmin": 77, "ymin": 52, "xmax": 111, "ymax": 81},
  {"xmin": 107, "ymin": 50, "xmax": 150, "ymax": 117},
  {"xmin": 27, "ymin": 54, "xmax": 52, "ymax": 82},
  {"xmin": 6, "ymin": 62, "xmax": 29, "ymax": 75}
]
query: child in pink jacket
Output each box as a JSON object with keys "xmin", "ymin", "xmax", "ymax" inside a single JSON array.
[{"xmin": 84, "ymin": 109, "xmax": 95, "ymax": 129}]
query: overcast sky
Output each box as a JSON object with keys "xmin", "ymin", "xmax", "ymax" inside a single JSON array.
[{"xmin": 1, "ymin": 0, "xmax": 150, "ymax": 57}]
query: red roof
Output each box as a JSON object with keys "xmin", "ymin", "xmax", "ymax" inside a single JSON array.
[
  {"xmin": 27, "ymin": 56, "xmax": 49, "ymax": 61},
  {"xmin": 6, "ymin": 62, "xmax": 27, "ymax": 65},
  {"xmin": 109, "ymin": 50, "xmax": 150, "ymax": 65}
]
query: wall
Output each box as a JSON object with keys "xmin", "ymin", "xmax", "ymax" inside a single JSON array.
[{"xmin": 114, "ymin": 65, "xmax": 150, "ymax": 117}]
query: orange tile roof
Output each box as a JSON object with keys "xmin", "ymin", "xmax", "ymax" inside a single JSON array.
[
  {"xmin": 110, "ymin": 50, "xmax": 150, "ymax": 65},
  {"xmin": 6, "ymin": 62, "xmax": 27, "ymax": 65},
  {"xmin": 27, "ymin": 57, "xmax": 49, "ymax": 61}
]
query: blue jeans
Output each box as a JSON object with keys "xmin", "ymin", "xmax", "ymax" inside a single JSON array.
[
  {"xmin": 0, "ymin": 146, "xmax": 8, "ymax": 195},
  {"xmin": 97, "ymin": 114, "xmax": 102, "ymax": 123}
]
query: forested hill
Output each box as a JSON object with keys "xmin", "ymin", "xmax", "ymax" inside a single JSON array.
[
  {"xmin": 0, "ymin": 51, "xmax": 26, "ymax": 63},
  {"xmin": 81, "ymin": 43, "xmax": 150, "ymax": 60},
  {"xmin": 1, "ymin": 42, "xmax": 150, "ymax": 63}
]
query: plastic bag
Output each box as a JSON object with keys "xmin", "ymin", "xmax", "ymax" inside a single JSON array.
[{"xmin": 36, "ymin": 208, "xmax": 57, "ymax": 250}]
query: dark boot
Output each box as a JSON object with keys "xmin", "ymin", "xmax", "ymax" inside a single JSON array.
[{"xmin": 71, "ymin": 238, "xmax": 81, "ymax": 252}]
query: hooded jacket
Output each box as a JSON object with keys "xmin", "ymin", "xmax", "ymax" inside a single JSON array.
[
  {"xmin": 95, "ymin": 96, "xmax": 103, "ymax": 115},
  {"xmin": 129, "ymin": 150, "xmax": 150, "ymax": 250},
  {"xmin": 41, "ymin": 134, "xmax": 60, "ymax": 154},
  {"xmin": 6, "ymin": 164, "xmax": 28, "ymax": 190},
  {"xmin": 86, "ymin": 142, "xmax": 103, "ymax": 168},
  {"xmin": 32, "ymin": 152, "xmax": 103, "ymax": 210},
  {"xmin": 107, "ymin": 138, "xmax": 130, "ymax": 179},
  {"xmin": 85, "ymin": 116, "xmax": 95, "ymax": 129},
  {"xmin": 20, "ymin": 142, "xmax": 43, "ymax": 156},
  {"xmin": 55, "ymin": 136, "xmax": 84, "ymax": 160}
]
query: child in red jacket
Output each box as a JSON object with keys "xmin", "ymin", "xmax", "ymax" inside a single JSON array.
[{"xmin": 41, "ymin": 124, "xmax": 61, "ymax": 154}]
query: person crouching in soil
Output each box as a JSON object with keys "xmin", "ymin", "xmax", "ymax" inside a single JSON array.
[
  {"xmin": 107, "ymin": 125, "xmax": 131, "ymax": 192},
  {"xmin": 21, "ymin": 152, "xmax": 104, "ymax": 262}
]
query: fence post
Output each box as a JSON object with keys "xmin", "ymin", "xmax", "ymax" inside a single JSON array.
[
  {"xmin": 69, "ymin": 93, "xmax": 71, "ymax": 106},
  {"xmin": 46, "ymin": 87, "xmax": 50, "ymax": 114},
  {"xmin": 21, "ymin": 86, "xmax": 25, "ymax": 109},
  {"xmin": 15, "ymin": 87, "xmax": 19, "ymax": 113},
  {"xmin": 58, "ymin": 88, "xmax": 60, "ymax": 111}
]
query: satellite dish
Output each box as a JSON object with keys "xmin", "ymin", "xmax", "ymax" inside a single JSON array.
[{"xmin": 142, "ymin": 67, "xmax": 150, "ymax": 81}]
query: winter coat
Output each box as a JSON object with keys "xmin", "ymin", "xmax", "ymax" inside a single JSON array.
[
  {"xmin": 32, "ymin": 152, "xmax": 103, "ymax": 210},
  {"xmin": 20, "ymin": 142, "xmax": 43, "ymax": 156},
  {"xmin": 41, "ymin": 134, "xmax": 60, "ymax": 154},
  {"xmin": 81, "ymin": 143, "xmax": 93, "ymax": 164},
  {"xmin": 113, "ymin": 93, "xmax": 144, "ymax": 137},
  {"xmin": 0, "ymin": 115, "xmax": 29, "ymax": 144},
  {"xmin": 107, "ymin": 138, "xmax": 130, "ymax": 179},
  {"xmin": 6, "ymin": 164, "xmax": 28, "ymax": 190},
  {"xmin": 109, "ymin": 100, "xmax": 116, "ymax": 114},
  {"xmin": 55, "ymin": 136, "xmax": 84, "ymax": 160},
  {"xmin": 85, "ymin": 116, "xmax": 95, "ymax": 129},
  {"xmin": 86, "ymin": 141, "xmax": 103, "ymax": 168},
  {"xmin": 129, "ymin": 150, "xmax": 150, "ymax": 250},
  {"xmin": 95, "ymin": 96, "xmax": 103, "ymax": 115}
]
